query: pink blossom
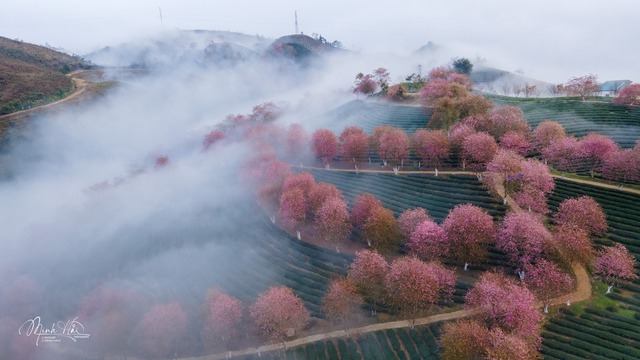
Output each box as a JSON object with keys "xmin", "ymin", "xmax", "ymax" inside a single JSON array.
[
  {"xmin": 347, "ymin": 250, "xmax": 389, "ymax": 307},
  {"xmin": 442, "ymin": 204, "xmax": 496, "ymax": 269},
  {"xmin": 378, "ymin": 128, "xmax": 410, "ymax": 165},
  {"xmin": 202, "ymin": 289, "xmax": 243, "ymax": 348},
  {"xmin": 407, "ymin": 220, "xmax": 448, "ymax": 261},
  {"xmin": 500, "ymin": 131, "xmax": 533, "ymax": 156},
  {"xmin": 202, "ymin": 130, "xmax": 225, "ymax": 151},
  {"xmin": 497, "ymin": 212, "xmax": 551, "ymax": 271},
  {"xmin": 613, "ymin": 83, "xmax": 640, "ymax": 106},
  {"xmin": 466, "ymin": 273, "xmax": 542, "ymax": 341},
  {"xmin": 534, "ymin": 121, "xmax": 566, "ymax": 150},
  {"xmin": 350, "ymin": 193, "xmax": 382, "ymax": 229},
  {"xmin": 311, "ymin": 129, "xmax": 339, "ymax": 165},
  {"xmin": 340, "ymin": 126, "xmax": 369, "ymax": 162},
  {"xmin": 462, "ymin": 132, "xmax": 499, "ymax": 172},
  {"xmin": 322, "ymin": 279, "xmax": 363, "ymax": 324},
  {"xmin": 412, "ymin": 129, "xmax": 450, "ymax": 168},
  {"xmin": 250, "ymin": 286, "xmax": 309, "ymax": 342},
  {"xmin": 552, "ymin": 223, "xmax": 594, "ymax": 264},
  {"xmin": 138, "ymin": 302, "xmax": 188, "ymax": 358},
  {"xmin": 594, "ymin": 243, "xmax": 638, "ymax": 293},
  {"xmin": 314, "ymin": 196, "xmax": 351, "ymax": 249},
  {"xmin": 524, "ymin": 259, "xmax": 574, "ymax": 310},
  {"xmin": 397, "ymin": 207, "xmax": 431, "ymax": 240},
  {"xmin": 308, "ymin": 182, "xmax": 343, "ymax": 215},
  {"xmin": 542, "ymin": 136, "xmax": 584, "ymax": 172},
  {"xmin": 579, "ymin": 133, "xmax": 619, "ymax": 177},
  {"xmin": 278, "ymin": 188, "xmax": 307, "ymax": 232},
  {"xmin": 554, "ymin": 196, "xmax": 607, "ymax": 235},
  {"xmin": 601, "ymin": 149, "xmax": 640, "ymax": 184}
]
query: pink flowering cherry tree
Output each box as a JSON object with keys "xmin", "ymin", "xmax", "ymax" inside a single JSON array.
[
  {"xmin": 202, "ymin": 289, "xmax": 243, "ymax": 350},
  {"xmin": 442, "ymin": 204, "xmax": 496, "ymax": 270},
  {"xmin": 497, "ymin": 212, "xmax": 552, "ymax": 279},
  {"xmin": 347, "ymin": 250, "xmax": 389, "ymax": 315},
  {"xmin": 250, "ymin": 286, "xmax": 309, "ymax": 342},
  {"xmin": 524, "ymin": 259, "xmax": 574, "ymax": 313},
  {"xmin": 407, "ymin": 220, "xmax": 448, "ymax": 261},
  {"xmin": 554, "ymin": 196, "xmax": 607, "ymax": 236},
  {"xmin": 594, "ymin": 243, "xmax": 638, "ymax": 294},
  {"xmin": 314, "ymin": 196, "xmax": 351, "ymax": 252},
  {"xmin": 311, "ymin": 129, "xmax": 339, "ymax": 167}
]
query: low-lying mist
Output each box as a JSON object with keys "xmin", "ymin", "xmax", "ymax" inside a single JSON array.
[{"xmin": 0, "ymin": 39, "xmax": 396, "ymax": 358}]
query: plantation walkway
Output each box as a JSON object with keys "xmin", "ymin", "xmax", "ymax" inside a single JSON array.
[{"xmin": 551, "ymin": 174, "xmax": 640, "ymax": 195}]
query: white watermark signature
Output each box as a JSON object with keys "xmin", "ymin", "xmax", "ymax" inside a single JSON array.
[{"xmin": 18, "ymin": 316, "xmax": 90, "ymax": 346}]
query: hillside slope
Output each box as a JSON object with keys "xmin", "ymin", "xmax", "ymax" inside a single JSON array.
[{"xmin": 0, "ymin": 36, "xmax": 91, "ymax": 115}]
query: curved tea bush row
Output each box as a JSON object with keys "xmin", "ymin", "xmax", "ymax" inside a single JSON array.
[
  {"xmin": 307, "ymin": 171, "xmax": 506, "ymax": 223},
  {"xmin": 319, "ymin": 100, "xmax": 431, "ymax": 134},
  {"xmin": 233, "ymin": 322, "xmax": 445, "ymax": 360},
  {"xmin": 208, "ymin": 214, "xmax": 352, "ymax": 318},
  {"xmin": 542, "ymin": 308, "xmax": 640, "ymax": 360},
  {"xmin": 542, "ymin": 180, "xmax": 640, "ymax": 359},
  {"xmin": 491, "ymin": 97, "xmax": 640, "ymax": 148}
]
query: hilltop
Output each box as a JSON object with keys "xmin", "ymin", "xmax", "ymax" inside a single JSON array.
[{"xmin": 0, "ymin": 36, "xmax": 92, "ymax": 115}]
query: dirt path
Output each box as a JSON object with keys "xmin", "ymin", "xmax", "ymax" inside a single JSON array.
[
  {"xmin": 551, "ymin": 174, "xmax": 640, "ymax": 195},
  {"xmin": 198, "ymin": 265, "xmax": 590, "ymax": 360},
  {"xmin": 0, "ymin": 70, "xmax": 93, "ymax": 123}
]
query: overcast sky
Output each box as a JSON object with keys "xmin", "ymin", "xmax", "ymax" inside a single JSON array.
[{"xmin": 1, "ymin": 0, "xmax": 638, "ymax": 83}]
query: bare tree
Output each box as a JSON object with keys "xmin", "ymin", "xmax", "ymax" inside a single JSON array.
[
  {"xmin": 512, "ymin": 84, "xmax": 523, "ymax": 97},
  {"xmin": 501, "ymin": 83, "xmax": 512, "ymax": 96}
]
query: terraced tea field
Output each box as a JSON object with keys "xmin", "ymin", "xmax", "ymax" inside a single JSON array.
[
  {"xmin": 233, "ymin": 322, "xmax": 446, "ymax": 360},
  {"xmin": 490, "ymin": 96, "xmax": 640, "ymax": 148},
  {"xmin": 307, "ymin": 170, "xmax": 506, "ymax": 222},
  {"xmin": 541, "ymin": 179, "xmax": 640, "ymax": 359},
  {"xmin": 319, "ymin": 100, "xmax": 430, "ymax": 135}
]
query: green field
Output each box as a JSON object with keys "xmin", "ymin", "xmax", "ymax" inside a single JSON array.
[
  {"xmin": 319, "ymin": 100, "xmax": 430, "ymax": 134},
  {"xmin": 489, "ymin": 96, "xmax": 640, "ymax": 148},
  {"xmin": 541, "ymin": 179, "xmax": 640, "ymax": 359},
  {"xmin": 234, "ymin": 322, "xmax": 446, "ymax": 360}
]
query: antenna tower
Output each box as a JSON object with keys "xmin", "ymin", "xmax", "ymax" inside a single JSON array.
[
  {"xmin": 295, "ymin": 11, "xmax": 299, "ymax": 34},
  {"xmin": 159, "ymin": 7, "xmax": 163, "ymax": 25}
]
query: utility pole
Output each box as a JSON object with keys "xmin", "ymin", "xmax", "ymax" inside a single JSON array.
[{"xmin": 295, "ymin": 11, "xmax": 299, "ymax": 34}]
